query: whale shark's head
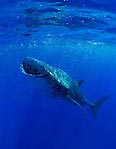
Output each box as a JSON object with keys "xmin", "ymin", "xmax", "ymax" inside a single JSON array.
[{"xmin": 21, "ymin": 57, "xmax": 45, "ymax": 76}]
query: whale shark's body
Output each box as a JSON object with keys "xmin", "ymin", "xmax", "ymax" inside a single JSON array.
[{"xmin": 21, "ymin": 57, "xmax": 109, "ymax": 117}]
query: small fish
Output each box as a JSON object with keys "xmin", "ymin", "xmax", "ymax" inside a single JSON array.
[
  {"xmin": 25, "ymin": 8, "xmax": 35, "ymax": 14},
  {"xmin": 23, "ymin": 33, "xmax": 32, "ymax": 36}
]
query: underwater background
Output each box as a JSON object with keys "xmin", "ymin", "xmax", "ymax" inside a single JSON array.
[{"xmin": 0, "ymin": 0, "xmax": 116, "ymax": 149}]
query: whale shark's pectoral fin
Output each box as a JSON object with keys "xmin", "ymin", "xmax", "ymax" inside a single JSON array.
[
  {"xmin": 68, "ymin": 96, "xmax": 86, "ymax": 114},
  {"xmin": 78, "ymin": 80, "xmax": 84, "ymax": 86}
]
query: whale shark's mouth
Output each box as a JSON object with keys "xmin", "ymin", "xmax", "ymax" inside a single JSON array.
[
  {"xmin": 20, "ymin": 63, "xmax": 39, "ymax": 76},
  {"xmin": 21, "ymin": 63, "xmax": 39, "ymax": 76},
  {"xmin": 21, "ymin": 57, "xmax": 45, "ymax": 77}
]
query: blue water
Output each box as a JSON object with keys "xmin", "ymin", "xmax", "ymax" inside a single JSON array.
[{"xmin": 0, "ymin": 0, "xmax": 116, "ymax": 149}]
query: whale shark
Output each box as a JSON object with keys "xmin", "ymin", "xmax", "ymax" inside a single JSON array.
[{"xmin": 21, "ymin": 57, "xmax": 109, "ymax": 118}]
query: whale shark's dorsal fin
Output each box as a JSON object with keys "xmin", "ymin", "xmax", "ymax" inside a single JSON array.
[{"xmin": 78, "ymin": 80, "xmax": 84, "ymax": 86}]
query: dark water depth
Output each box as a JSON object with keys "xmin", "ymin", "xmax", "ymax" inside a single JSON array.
[{"xmin": 0, "ymin": 1, "xmax": 116, "ymax": 149}]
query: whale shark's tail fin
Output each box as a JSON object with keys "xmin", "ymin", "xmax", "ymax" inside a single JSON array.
[{"xmin": 91, "ymin": 95, "xmax": 109, "ymax": 118}]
